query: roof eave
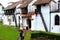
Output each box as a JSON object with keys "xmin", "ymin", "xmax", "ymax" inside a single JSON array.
[{"xmin": 33, "ymin": 0, "xmax": 51, "ymax": 5}]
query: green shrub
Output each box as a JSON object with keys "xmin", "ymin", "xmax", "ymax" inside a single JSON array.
[
  {"xmin": 31, "ymin": 31, "xmax": 60, "ymax": 39},
  {"xmin": 24, "ymin": 31, "xmax": 60, "ymax": 40}
]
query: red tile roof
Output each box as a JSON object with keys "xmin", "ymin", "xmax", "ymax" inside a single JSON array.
[
  {"xmin": 19, "ymin": 0, "xmax": 32, "ymax": 8},
  {"xmin": 34, "ymin": 0, "xmax": 51, "ymax": 5}
]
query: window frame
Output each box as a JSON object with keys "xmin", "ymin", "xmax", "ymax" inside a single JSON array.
[{"xmin": 55, "ymin": 15, "xmax": 60, "ymax": 25}]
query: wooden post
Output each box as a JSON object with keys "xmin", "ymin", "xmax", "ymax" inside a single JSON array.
[
  {"xmin": 13, "ymin": 14, "xmax": 17, "ymax": 27},
  {"xmin": 19, "ymin": 16, "xmax": 20, "ymax": 27}
]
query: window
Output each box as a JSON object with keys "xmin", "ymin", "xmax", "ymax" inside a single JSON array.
[{"xmin": 55, "ymin": 15, "xmax": 59, "ymax": 25}]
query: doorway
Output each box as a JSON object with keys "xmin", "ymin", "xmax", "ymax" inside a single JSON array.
[{"xmin": 27, "ymin": 17, "xmax": 31, "ymax": 29}]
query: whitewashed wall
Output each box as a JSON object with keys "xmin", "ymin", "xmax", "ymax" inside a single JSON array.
[
  {"xmin": 16, "ymin": 14, "xmax": 20, "ymax": 26},
  {"xmin": 0, "ymin": 5, "xmax": 4, "ymax": 21},
  {"xmin": 0, "ymin": 5, "xmax": 3, "ymax": 12},
  {"xmin": 41, "ymin": 4, "xmax": 50, "ymax": 31},
  {"xmin": 2, "ymin": 8, "xmax": 22, "ymax": 26},
  {"xmin": 15, "ymin": 8, "xmax": 21, "ymax": 26},
  {"xmin": 2, "ymin": 15, "xmax": 21, "ymax": 26},
  {"xmin": 10, "ymin": 15, "xmax": 15, "ymax": 26},
  {"xmin": 31, "ymin": 4, "xmax": 50, "ymax": 31},
  {"xmin": 51, "ymin": 13, "xmax": 60, "ymax": 33},
  {"xmin": 28, "ymin": 0, "xmax": 50, "ymax": 31},
  {"xmin": 31, "ymin": 14, "xmax": 45, "ymax": 31},
  {"xmin": 50, "ymin": 1, "xmax": 58, "ymax": 11},
  {"xmin": 28, "ymin": 0, "xmax": 37, "ymax": 12},
  {"xmin": 2, "ymin": 15, "xmax": 9, "ymax": 25}
]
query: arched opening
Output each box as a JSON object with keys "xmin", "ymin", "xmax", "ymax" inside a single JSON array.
[{"xmin": 55, "ymin": 15, "xmax": 59, "ymax": 25}]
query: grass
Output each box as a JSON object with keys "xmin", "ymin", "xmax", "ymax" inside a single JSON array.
[
  {"xmin": 0, "ymin": 21, "xmax": 3, "ymax": 25},
  {"xmin": 24, "ymin": 31, "xmax": 31, "ymax": 40},
  {"xmin": 0, "ymin": 21, "xmax": 20, "ymax": 40}
]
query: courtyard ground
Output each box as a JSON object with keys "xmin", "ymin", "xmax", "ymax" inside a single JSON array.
[{"xmin": 0, "ymin": 21, "xmax": 20, "ymax": 40}]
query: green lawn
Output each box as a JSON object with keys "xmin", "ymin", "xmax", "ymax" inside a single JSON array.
[{"xmin": 0, "ymin": 22, "xmax": 20, "ymax": 40}]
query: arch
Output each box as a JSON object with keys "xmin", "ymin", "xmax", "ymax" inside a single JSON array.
[{"xmin": 55, "ymin": 15, "xmax": 59, "ymax": 25}]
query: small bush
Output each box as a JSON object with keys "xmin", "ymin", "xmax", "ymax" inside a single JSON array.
[
  {"xmin": 24, "ymin": 31, "xmax": 60, "ymax": 40},
  {"xmin": 31, "ymin": 31, "xmax": 60, "ymax": 40}
]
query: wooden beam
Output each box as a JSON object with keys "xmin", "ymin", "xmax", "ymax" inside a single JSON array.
[
  {"xmin": 13, "ymin": 14, "xmax": 17, "ymax": 27},
  {"xmin": 21, "ymin": 12, "xmax": 35, "ymax": 17},
  {"xmin": 39, "ymin": 12, "xmax": 48, "ymax": 32},
  {"xmin": 36, "ymin": 5, "xmax": 48, "ymax": 32}
]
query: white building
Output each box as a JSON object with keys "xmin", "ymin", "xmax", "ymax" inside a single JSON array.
[
  {"xmin": 50, "ymin": 0, "xmax": 60, "ymax": 33},
  {"xmin": 31, "ymin": 0, "xmax": 60, "ymax": 33},
  {"xmin": 0, "ymin": 3, "xmax": 4, "ymax": 21},
  {"xmin": 19, "ymin": 0, "xmax": 50, "ymax": 32},
  {"xmin": 20, "ymin": 0, "xmax": 60, "ymax": 33},
  {"xmin": 2, "ymin": 0, "xmax": 60, "ymax": 33},
  {"xmin": 30, "ymin": 0, "xmax": 50, "ymax": 32},
  {"xmin": 2, "ymin": 2, "xmax": 22, "ymax": 26}
]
